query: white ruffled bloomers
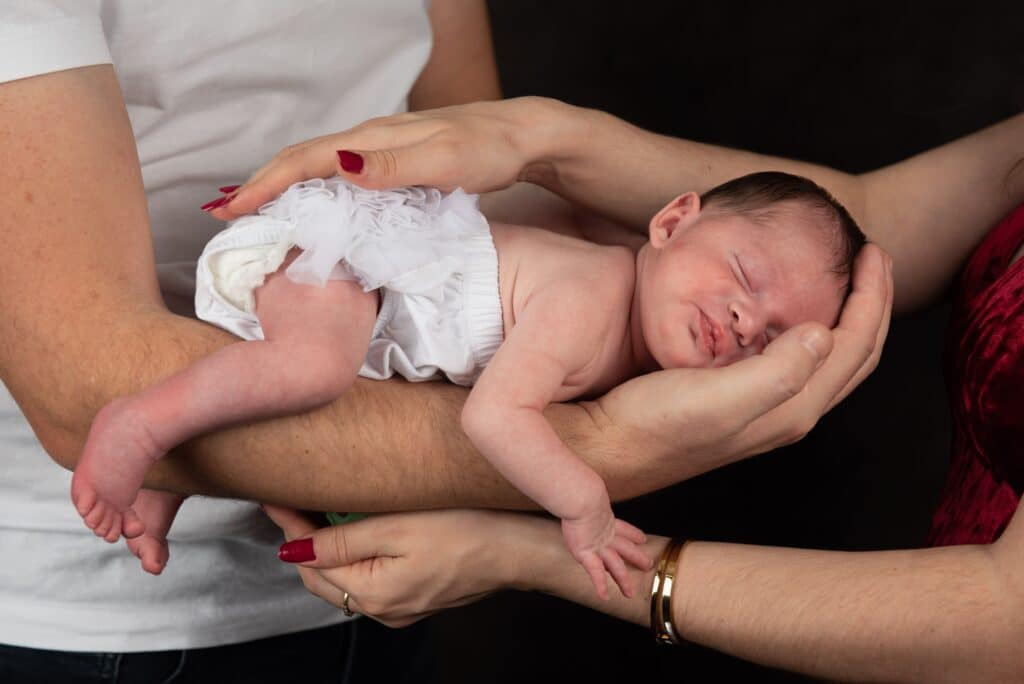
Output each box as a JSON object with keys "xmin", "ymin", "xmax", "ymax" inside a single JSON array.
[{"xmin": 194, "ymin": 177, "xmax": 504, "ymax": 386}]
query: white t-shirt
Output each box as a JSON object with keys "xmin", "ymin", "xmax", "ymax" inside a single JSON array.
[{"xmin": 0, "ymin": 0, "xmax": 432, "ymax": 652}]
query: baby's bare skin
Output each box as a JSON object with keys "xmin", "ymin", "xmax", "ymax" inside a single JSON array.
[
  {"xmin": 70, "ymin": 219, "xmax": 643, "ymax": 585},
  {"xmin": 72, "ymin": 191, "xmax": 843, "ymax": 595}
]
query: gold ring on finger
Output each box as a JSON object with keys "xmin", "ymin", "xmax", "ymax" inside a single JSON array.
[{"xmin": 342, "ymin": 591, "xmax": 355, "ymax": 617}]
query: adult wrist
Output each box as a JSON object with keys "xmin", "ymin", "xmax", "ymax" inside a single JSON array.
[
  {"xmin": 501, "ymin": 513, "xmax": 569, "ymax": 593},
  {"xmin": 514, "ymin": 96, "xmax": 591, "ymax": 190},
  {"xmin": 650, "ymin": 537, "xmax": 690, "ymax": 645}
]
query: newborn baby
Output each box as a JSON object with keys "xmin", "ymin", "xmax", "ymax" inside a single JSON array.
[{"xmin": 71, "ymin": 171, "xmax": 865, "ymax": 597}]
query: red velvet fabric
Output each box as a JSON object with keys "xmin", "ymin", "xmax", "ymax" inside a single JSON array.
[{"xmin": 928, "ymin": 203, "xmax": 1024, "ymax": 546}]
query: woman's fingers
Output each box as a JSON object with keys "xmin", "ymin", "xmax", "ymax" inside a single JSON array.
[
  {"xmin": 209, "ymin": 98, "xmax": 547, "ymax": 220},
  {"xmin": 715, "ymin": 321, "xmax": 834, "ymax": 426},
  {"xmin": 825, "ymin": 248, "xmax": 894, "ymax": 412},
  {"xmin": 293, "ymin": 564, "xmax": 352, "ymax": 609},
  {"xmin": 218, "ymin": 125, "xmax": 449, "ymax": 219},
  {"xmin": 601, "ymin": 319, "xmax": 830, "ymax": 449},
  {"xmin": 272, "ymin": 514, "xmax": 392, "ymax": 571},
  {"xmin": 740, "ymin": 244, "xmax": 890, "ymax": 451},
  {"xmin": 261, "ymin": 504, "xmax": 319, "ymax": 541}
]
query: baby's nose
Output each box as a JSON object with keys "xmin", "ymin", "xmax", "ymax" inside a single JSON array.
[{"xmin": 729, "ymin": 302, "xmax": 767, "ymax": 349}]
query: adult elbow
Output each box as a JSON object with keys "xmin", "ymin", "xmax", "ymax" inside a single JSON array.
[
  {"xmin": 459, "ymin": 395, "xmax": 488, "ymax": 443},
  {"xmin": 23, "ymin": 407, "xmax": 87, "ymax": 472}
]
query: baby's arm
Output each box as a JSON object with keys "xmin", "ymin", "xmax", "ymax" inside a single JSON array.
[{"xmin": 461, "ymin": 286, "xmax": 649, "ymax": 599}]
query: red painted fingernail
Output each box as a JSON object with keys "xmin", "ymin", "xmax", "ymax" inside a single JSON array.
[
  {"xmin": 200, "ymin": 195, "xmax": 231, "ymax": 211},
  {"xmin": 337, "ymin": 150, "xmax": 364, "ymax": 174},
  {"xmin": 218, "ymin": 185, "xmax": 241, "ymax": 194},
  {"xmin": 279, "ymin": 538, "xmax": 315, "ymax": 563},
  {"xmin": 200, "ymin": 193, "xmax": 237, "ymax": 212}
]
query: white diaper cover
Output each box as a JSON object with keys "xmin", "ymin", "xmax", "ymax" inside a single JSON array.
[{"xmin": 194, "ymin": 178, "xmax": 503, "ymax": 386}]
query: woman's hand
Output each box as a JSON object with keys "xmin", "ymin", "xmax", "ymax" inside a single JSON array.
[
  {"xmin": 210, "ymin": 97, "xmax": 568, "ymax": 221},
  {"xmin": 591, "ymin": 243, "xmax": 893, "ymax": 494},
  {"xmin": 263, "ymin": 505, "xmax": 535, "ymax": 627}
]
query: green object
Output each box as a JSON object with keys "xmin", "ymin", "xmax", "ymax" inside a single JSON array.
[{"xmin": 324, "ymin": 511, "xmax": 368, "ymax": 526}]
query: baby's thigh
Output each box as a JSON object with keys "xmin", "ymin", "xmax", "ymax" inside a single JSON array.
[{"xmin": 255, "ymin": 249, "xmax": 378, "ymax": 344}]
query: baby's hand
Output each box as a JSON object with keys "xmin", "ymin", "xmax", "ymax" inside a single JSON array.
[{"xmin": 561, "ymin": 509, "xmax": 651, "ymax": 600}]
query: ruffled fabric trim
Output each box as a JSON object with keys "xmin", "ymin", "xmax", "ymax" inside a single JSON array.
[{"xmin": 252, "ymin": 177, "xmax": 489, "ymax": 301}]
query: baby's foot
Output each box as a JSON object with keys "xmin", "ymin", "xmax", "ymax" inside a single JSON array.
[
  {"xmin": 71, "ymin": 398, "xmax": 165, "ymax": 543},
  {"xmin": 125, "ymin": 489, "xmax": 185, "ymax": 575}
]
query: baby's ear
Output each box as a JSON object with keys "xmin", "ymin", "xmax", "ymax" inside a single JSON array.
[{"xmin": 649, "ymin": 192, "xmax": 701, "ymax": 247}]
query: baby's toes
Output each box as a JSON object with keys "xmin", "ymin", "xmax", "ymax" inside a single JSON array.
[
  {"xmin": 122, "ymin": 509, "xmax": 145, "ymax": 539},
  {"xmin": 94, "ymin": 507, "xmax": 116, "ymax": 539},
  {"xmin": 138, "ymin": 538, "xmax": 169, "ymax": 575},
  {"xmin": 72, "ymin": 486, "xmax": 97, "ymax": 519},
  {"xmin": 84, "ymin": 500, "xmax": 107, "ymax": 530},
  {"xmin": 103, "ymin": 513, "xmax": 123, "ymax": 543}
]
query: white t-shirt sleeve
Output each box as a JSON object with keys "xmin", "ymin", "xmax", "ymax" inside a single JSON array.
[{"xmin": 0, "ymin": 1, "xmax": 112, "ymax": 84}]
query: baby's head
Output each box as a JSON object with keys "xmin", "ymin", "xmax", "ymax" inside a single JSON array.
[{"xmin": 635, "ymin": 171, "xmax": 866, "ymax": 369}]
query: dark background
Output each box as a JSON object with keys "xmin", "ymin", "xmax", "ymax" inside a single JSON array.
[{"xmin": 425, "ymin": 2, "xmax": 1024, "ymax": 681}]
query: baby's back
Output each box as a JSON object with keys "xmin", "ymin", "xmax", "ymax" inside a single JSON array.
[{"xmin": 490, "ymin": 222, "xmax": 639, "ymax": 399}]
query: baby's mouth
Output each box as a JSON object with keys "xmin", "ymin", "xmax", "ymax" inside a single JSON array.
[{"xmin": 699, "ymin": 309, "xmax": 718, "ymax": 360}]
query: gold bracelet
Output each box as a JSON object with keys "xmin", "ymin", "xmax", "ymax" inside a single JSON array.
[{"xmin": 649, "ymin": 537, "xmax": 688, "ymax": 645}]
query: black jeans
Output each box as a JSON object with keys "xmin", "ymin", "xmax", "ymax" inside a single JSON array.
[{"xmin": 0, "ymin": 618, "xmax": 436, "ymax": 684}]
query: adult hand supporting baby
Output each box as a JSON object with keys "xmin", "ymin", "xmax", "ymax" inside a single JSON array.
[
  {"xmin": 592, "ymin": 243, "xmax": 891, "ymax": 494},
  {"xmin": 263, "ymin": 245, "xmax": 890, "ymax": 627},
  {"xmin": 209, "ymin": 95, "xmax": 892, "ymax": 498}
]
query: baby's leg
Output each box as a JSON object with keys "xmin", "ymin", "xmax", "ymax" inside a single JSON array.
[{"xmin": 72, "ymin": 253, "xmax": 379, "ymax": 550}]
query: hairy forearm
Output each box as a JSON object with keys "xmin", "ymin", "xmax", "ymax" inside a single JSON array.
[
  {"xmin": 39, "ymin": 307, "xmax": 659, "ymax": 511},
  {"xmin": 5, "ymin": 76, "xmax": 657, "ymax": 515},
  {"xmin": 44, "ymin": 308, "xmax": 517, "ymax": 510}
]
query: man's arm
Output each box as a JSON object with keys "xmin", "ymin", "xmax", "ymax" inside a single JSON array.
[
  {"xmin": 0, "ymin": 66, "xmax": 532, "ymax": 512},
  {"xmin": 3, "ymin": 68, "xmax": 887, "ymax": 514}
]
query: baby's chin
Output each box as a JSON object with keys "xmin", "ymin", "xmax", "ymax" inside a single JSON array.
[{"xmin": 654, "ymin": 347, "xmax": 714, "ymax": 371}]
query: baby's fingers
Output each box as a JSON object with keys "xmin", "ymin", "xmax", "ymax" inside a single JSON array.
[
  {"xmin": 598, "ymin": 548, "xmax": 634, "ymax": 599},
  {"xmin": 611, "ymin": 535, "xmax": 652, "ymax": 571},
  {"xmin": 580, "ymin": 552, "xmax": 610, "ymax": 601},
  {"xmin": 614, "ymin": 519, "xmax": 646, "ymax": 545}
]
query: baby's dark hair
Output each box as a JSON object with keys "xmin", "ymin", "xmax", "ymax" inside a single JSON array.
[{"xmin": 700, "ymin": 171, "xmax": 866, "ymax": 296}]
